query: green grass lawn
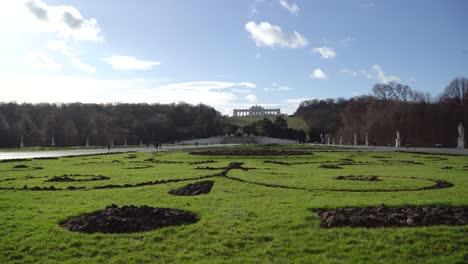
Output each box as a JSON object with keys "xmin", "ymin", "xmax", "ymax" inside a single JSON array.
[
  {"xmin": 0, "ymin": 148, "xmax": 467, "ymax": 263},
  {"xmin": 226, "ymin": 116, "xmax": 309, "ymax": 132}
]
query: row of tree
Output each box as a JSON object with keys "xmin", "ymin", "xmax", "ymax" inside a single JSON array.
[
  {"xmin": 0, "ymin": 103, "xmax": 228, "ymax": 147},
  {"xmin": 295, "ymin": 77, "xmax": 468, "ymax": 147},
  {"xmin": 0, "ymin": 102, "xmax": 307, "ymax": 148}
]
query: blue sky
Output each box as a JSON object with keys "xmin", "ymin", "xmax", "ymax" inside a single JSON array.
[{"xmin": 0, "ymin": 0, "xmax": 467, "ymax": 114}]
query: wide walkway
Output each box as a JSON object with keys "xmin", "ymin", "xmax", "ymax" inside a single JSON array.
[
  {"xmin": 0, "ymin": 144, "xmax": 229, "ymax": 160},
  {"xmin": 0, "ymin": 144, "xmax": 466, "ymax": 160},
  {"xmin": 331, "ymin": 144, "xmax": 468, "ymax": 155}
]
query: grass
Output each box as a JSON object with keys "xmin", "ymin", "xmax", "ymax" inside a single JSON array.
[
  {"xmin": 226, "ymin": 116, "xmax": 309, "ymax": 132},
  {"xmin": 0, "ymin": 147, "xmax": 467, "ymax": 263}
]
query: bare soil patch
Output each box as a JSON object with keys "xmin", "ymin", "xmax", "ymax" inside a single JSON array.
[
  {"xmin": 169, "ymin": 180, "xmax": 214, "ymax": 196},
  {"xmin": 319, "ymin": 164, "xmax": 343, "ymax": 169},
  {"xmin": 313, "ymin": 205, "xmax": 468, "ymax": 228},
  {"xmin": 60, "ymin": 205, "xmax": 200, "ymax": 233},
  {"xmin": 190, "ymin": 150, "xmax": 313, "ymax": 156},
  {"xmin": 46, "ymin": 174, "xmax": 110, "ymax": 182},
  {"xmin": 335, "ymin": 175, "xmax": 381, "ymax": 181}
]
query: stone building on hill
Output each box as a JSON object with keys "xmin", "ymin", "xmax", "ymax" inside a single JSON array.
[{"xmin": 233, "ymin": 105, "xmax": 281, "ymax": 117}]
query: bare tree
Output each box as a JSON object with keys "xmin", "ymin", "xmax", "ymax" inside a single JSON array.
[{"xmin": 440, "ymin": 77, "xmax": 468, "ymax": 110}]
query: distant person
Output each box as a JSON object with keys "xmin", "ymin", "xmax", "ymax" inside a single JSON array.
[{"xmin": 107, "ymin": 143, "xmax": 111, "ymax": 151}]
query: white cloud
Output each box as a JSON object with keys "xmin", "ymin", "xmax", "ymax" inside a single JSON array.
[
  {"xmin": 371, "ymin": 64, "xmax": 400, "ymax": 83},
  {"xmin": 47, "ymin": 40, "xmax": 74, "ymax": 57},
  {"xmin": 2, "ymin": 0, "xmax": 102, "ymax": 41},
  {"xmin": 103, "ymin": 55, "xmax": 160, "ymax": 71},
  {"xmin": 245, "ymin": 94, "xmax": 257, "ymax": 103},
  {"xmin": 343, "ymin": 65, "xmax": 400, "ymax": 83},
  {"xmin": 340, "ymin": 68, "xmax": 358, "ymax": 77},
  {"xmin": 0, "ymin": 78, "xmax": 258, "ymax": 115},
  {"xmin": 255, "ymin": 52, "xmax": 261, "ymax": 59},
  {"xmin": 232, "ymin": 88, "xmax": 252, "ymax": 94},
  {"xmin": 279, "ymin": 0, "xmax": 300, "ymax": 15},
  {"xmin": 245, "ymin": 21, "xmax": 308, "ymax": 48},
  {"xmin": 264, "ymin": 82, "xmax": 294, "ymax": 91},
  {"xmin": 312, "ymin": 46, "xmax": 336, "ymax": 59},
  {"xmin": 309, "ymin": 68, "xmax": 328, "ymax": 79},
  {"xmin": 29, "ymin": 53, "xmax": 62, "ymax": 70},
  {"xmin": 68, "ymin": 58, "xmax": 96, "ymax": 73}
]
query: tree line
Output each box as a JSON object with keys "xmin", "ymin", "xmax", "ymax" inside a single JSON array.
[
  {"xmin": 0, "ymin": 102, "xmax": 307, "ymax": 148},
  {"xmin": 0, "ymin": 103, "xmax": 228, "ymax": 147},
  {"xmin": 295, "ymin": 77, "xmax": 468, "ymax": 147}
]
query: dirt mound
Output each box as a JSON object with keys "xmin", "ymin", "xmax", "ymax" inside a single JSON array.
[
  {"xmin": 313, "ymin": 205, "xmax": 468, "ymax": 228},
  {"xmin": 319, "ymin": 164, "xmax": 343, "ymax": 169},
  {"xmin": 60, "ymin": 205, "xmax": 200, "ymax": 233},
  {"xmin": 335, "ymin": 175, "xmax": 381, "ymax": 181},
  {"xmin": 169, "ymin": 180, "xmax": 214, "ymax": 196},
  {"xmin": 190, "ymin": 150, "xmax": 312, "ymax": 156},
  {"xmin": 46, "ymin": 174, "xmax": 110, "ymax": 182}
]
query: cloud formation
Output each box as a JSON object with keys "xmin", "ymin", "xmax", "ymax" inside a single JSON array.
[
  {"xmin": 245, "ymin": 21, "xmax": 308, "ymax": 48},
  {"xmin": 103, "ymin": 55, "xmax": 161, "ymax": 71},
  {"xmin": 279, "ymin": 0, "xmax": 300, "ymax": 15},
  {"xmin": 21, "ymin": 0, "xmax": 102, "ymax": 41},
  {"xmin": 29, "ymin": 53, "xmax": 62, "ymax": 70},
  {"xmin": 264, "ymin": 83, "xmax": 294, "ymax": 91},
  {"xmin": 68, "ymin": 58, "xmax": 96, "ymax": 73},
  {"xmin": 309, "ymin": 68, "xmax": 327, "ymax": 79},
  {"xmin": 340, "ymin": 64, "xmax": 400, "ymax": 83},
  {"xmin": 312, "ymin": 46, "xmax": 336, "ymax": 59},
  {"xmin": 371, "ymin": 64, "xmax": 399, "ymax": 83}
]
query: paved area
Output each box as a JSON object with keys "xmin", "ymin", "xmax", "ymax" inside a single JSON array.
[
  {"xmin": 0, "ymin": 144, "xmax": 230, "ymax": 160},
  {"xmin": 327, "ymin": 144, "xmax": 468, "ymax": 155},
  {"xmin": 0, "ymin": 144, "xmax": 466, "ymax": 160}
]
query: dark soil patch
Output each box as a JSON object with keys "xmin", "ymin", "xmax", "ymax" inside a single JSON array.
[
  {"xmin": 190, "ymin": 150, "xmax": 313, "ymax": 156},
  {"xmin": 169, "ymin": 180, "xmax": 214, "ymax": 196},
  {"xmin": 23, "ymin": 185, "xmax": 60, "ymax": 191},
  {"xmin": 60, "ymin": 205, "xmax": 200, "ymax": 233},
  {"xmin": 313, "ymin": 205, "xmax": 468, "ymax": 228},
  {"xmin": 13, "ymin": 164, "xmax": 29, "ymax": 169},
  {"xmin": 335, "ymin": 175, "xmax": 381, "ymax": 181},
  {"xmin": 420, "ymin": 180, "xmax": 453, "ymax": 190},
  {"xmin": 370, "ymin": 156, "xmax": 390, "ymax": 159},
  {"xmin": 0, "ymin": 158, "xmax": 32, "ymax": 163},
  {"xmin": 124, "ymin": 165, "xmax": 154, "ymax": 169},
  {"xmin": 144, "ymin": 158, "xmax": 185, "ymax": 164},
  {"xmin": 93, "ymin": 174, "xmax": 219, "ymax": 190},
  {"xmin": 441, "ymin": 166, "xmax": 453, "ymax": 170},
  {"xmin": 319, "ymin": 164, "xmax": 343, "ymax": 169},
  {"xmin": 125, "ymin": 154, "xmax": 138, "ymax": 159},
  {"xmin": 33, "ymin": 157, "xmax": 59, "ymax": 160},
  {"xmin": 263, "ymin": 160, "xmax": 311, "ymax": 166},
  {"xmin": 381, "ymin": 160, "xmax": 424, "ymax": 165},
  {"xmin": 195, "ymin": 162, "xmax": 255, "ymax": 171},
  {"xmin": 46, "ymin": 174, "xmax": 110, "ymax": 182},
  {"xmin": 189, "ymin": 160, "xmax": 217, "ymax": 165}
]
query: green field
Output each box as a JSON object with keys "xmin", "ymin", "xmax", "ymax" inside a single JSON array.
[
  {"xmin": 0, "ymin": 147, "xmax": 467, "ymax": 263},
  {"xmin": 226, "ymin": 116, "xmax": 309, "ymax": 132}
]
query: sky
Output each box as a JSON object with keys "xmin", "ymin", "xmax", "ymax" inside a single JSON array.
[{"xmin": 0, "ymin": 0, "xmax": 467, "ymax": 115}]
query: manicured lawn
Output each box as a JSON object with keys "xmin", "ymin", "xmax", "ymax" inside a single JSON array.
[{"xmin": 0, "ymin": 147, "xmax": 467, "ymax": 263}]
